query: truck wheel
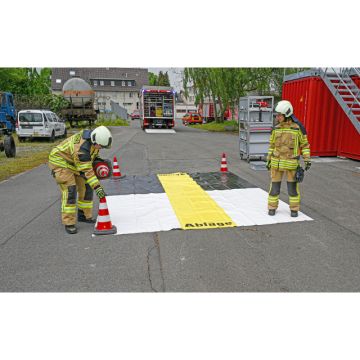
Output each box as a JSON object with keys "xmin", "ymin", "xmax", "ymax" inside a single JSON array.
[
  {"xmin": 4, "ymin": 135, "xmax": 16, "ymax": 158},
  {"xmin": 63, "ymin": 128, "xmax": 68, "ymax": 138},
  {"xmin": 50, "ymin": 131, "xmax": 55, "ymax": 142}
]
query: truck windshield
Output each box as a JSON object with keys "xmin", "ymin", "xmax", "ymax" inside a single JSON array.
[{"xmin": 19, "ymin": 113, "xmax": 43, "ymax": 123}]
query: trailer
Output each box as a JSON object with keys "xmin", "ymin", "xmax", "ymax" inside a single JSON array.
[
  {"xmin": 61, "ymin": 77, "xmax": 98, "ymax": 128},
  {"xmin": 139, "ymin": 86, "xmax": 176, "ymax": 130}
]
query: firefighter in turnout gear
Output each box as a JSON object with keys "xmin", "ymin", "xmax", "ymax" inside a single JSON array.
[
  {"xmin": 266, "ymin": 100, "xmax": 311, "ymax": 217},
  {"xmin": 48, "ymin": 126, "xmax": 112, "ymax": 234}
]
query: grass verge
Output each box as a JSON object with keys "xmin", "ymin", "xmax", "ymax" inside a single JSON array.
[
  {"xmin": 0, "ymin": 136, "xmax": 64, "ymax": 182},
  {"xmin": 191, "ymin": 120, "xmax": 238, "ymax": 132},
  {"xmin": 68, "ymin": 117, "xmax": 129, "ymax": 129}
]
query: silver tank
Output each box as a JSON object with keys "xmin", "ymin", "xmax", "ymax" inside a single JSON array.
[{"xmin": 62, "ymin": 77, "xmax": 94, "ymax": 107}]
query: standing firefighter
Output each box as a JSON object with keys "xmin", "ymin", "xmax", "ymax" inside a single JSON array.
[
  {"xmin": 48, "ymin": 126, "xmax": 112, "ymax": 234},
  {"xmin": 266, "ymin": 100, "xmax": 311, "ymax": 217}
]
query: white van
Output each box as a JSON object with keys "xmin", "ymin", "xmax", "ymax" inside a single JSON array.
[{"xmin": 17, "ymin": 110, "xmax": 67, "ymax": 142}]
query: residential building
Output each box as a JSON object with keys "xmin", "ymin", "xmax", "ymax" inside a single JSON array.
[{"xmin": 51, "ymin": 68, "xmax": 149, "ymax": 114}]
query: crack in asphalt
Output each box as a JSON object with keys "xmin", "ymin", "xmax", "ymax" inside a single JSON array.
[
  {"xmin": 0, "ymin": 197, "xmax": 60, "ymax": 248},
  {"xmin": 146, "ymin": 232, "xmax": 166, "ymax": 292}
]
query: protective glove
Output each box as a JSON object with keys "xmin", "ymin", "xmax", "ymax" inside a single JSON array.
[
  {"xmin": 94, "ymin": 185, "xmax": 106, "ymax": 199},
  {"xmin": 304, "ymin": 160, "xmax": 311, "ymax": 171},
  {"xmin": 266, "ymin": 159, "xmax": 271, "ymax": 170}
]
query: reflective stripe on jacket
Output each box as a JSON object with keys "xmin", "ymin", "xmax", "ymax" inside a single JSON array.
[
  {"xmin": 267, "ymin": 120, "xmax": 311, "ymax": 170},
  {"xmin": 49, "ymin": 130, "xmax": 101, "ymax": 189}
]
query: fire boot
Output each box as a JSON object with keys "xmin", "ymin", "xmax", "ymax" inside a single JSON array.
[
  {"xmin": 291, "ymin": 211, "xmax": 298, "ymax": 218},
  {"xmin": 268, "ymin": 209, "xmax": 276, "ymax": 216},
  {"xmin": 78, "ymin": 214, "xmax": 96, "ymax": 224},
  {"xmin": 65, "ymin": 225, "xmax": 78, "ymax": 234}
]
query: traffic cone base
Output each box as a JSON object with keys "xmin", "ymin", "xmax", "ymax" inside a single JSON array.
[
  {"xmin": 112, "ymin": 156, "xmax": 125, "ymax": 179},
  {"xmin": 93, "ymin": 197, "xmax": 117, "ymax": 236},
  {"xmin": 220, "ymin": 153, "xmax": 228, "ymax": 173},
  {"xmin": 94, "ymin": 225, "xmax": 117, "ymax": 236}
]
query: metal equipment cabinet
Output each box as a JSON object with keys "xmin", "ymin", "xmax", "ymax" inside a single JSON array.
[{"xmin": 238, "ymin": 96, "xmax": 274, "ymax": 162}]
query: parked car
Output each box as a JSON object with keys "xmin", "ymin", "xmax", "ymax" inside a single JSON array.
[
  {"xmin": 131, "ymin": 110, "xmax": 140, "ymax": 120},
  {"xmin": 182, "ymin": 113, "xmax": 203, "ymax": 125},
  {"xmin": 16, "ymin": 110, "xmax": 67, "ymax": 142}
]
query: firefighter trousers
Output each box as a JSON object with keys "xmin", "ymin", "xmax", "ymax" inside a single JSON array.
[
  {"xmin": 50, "ymin": 166, "xmax": 94, "ymax": 225},
  {"xmin": 268, "ymin": 168, "xmax": 300, "ymax": 211}
]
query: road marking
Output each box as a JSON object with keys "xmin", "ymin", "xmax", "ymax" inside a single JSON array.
[{"xmin": 145, "ymin": 129, "xmax": 176, "ymax": 134}]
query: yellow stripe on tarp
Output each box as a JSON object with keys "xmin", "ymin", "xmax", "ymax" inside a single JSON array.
[{"xmin": 157, "ymin": 172, "xmax": 237, "ymax": 230}]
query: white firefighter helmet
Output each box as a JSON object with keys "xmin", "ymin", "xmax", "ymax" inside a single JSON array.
[
  {"xmin": 91, "ymin": 126, "xmax": 112, "ymax": 148},
  {"xmin": 275, "ymin": 100, "xmax": 293, "ymax": 117}
]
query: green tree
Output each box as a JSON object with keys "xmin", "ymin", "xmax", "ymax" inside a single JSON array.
[
  {"xmin": 183, "ymin": 68, "xmax": 273, "ymax": 122},
  {"xmin": 149, "ymin": 70, "xmax": 171, "ymax": 86},
  {"xmin": 0, "ymin": 68, "xmax": 51, "ymax": 95},
  {"xmin": 183, "ymin": 68, "xmax": 312, "ymax": 122},
  {"xmin": 259, "ymin": 68, "xmax": 309, "ymax": 101},
  {"xmin": 0, "ymin": 68, "xmax": 28, "ymax": 94},
  {"xmin": 162, "ymin": 71, "xmax": 170, "ymax": 86},
  {"xmin": 149, "ymin": 72, "xmax": 158, "ymax": 85}
]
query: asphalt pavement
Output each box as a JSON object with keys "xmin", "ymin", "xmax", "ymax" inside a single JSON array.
[{"xmin": 0, "ymin": 119, "xmax": 359, "ymax": 291}]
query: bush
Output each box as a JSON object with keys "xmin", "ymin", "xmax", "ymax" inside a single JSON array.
[{"xmin": 95, "ymin": 116, "xmax": 129, "ymax": 127}]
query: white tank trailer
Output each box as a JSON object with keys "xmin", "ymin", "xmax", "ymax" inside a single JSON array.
[
  {"xmin": 62, "ymin": 77, "xmax": 95, "ymax": 107},
  {"xmin": 61, "ymin": 77, "xmax": 97, "ymax": 127}
]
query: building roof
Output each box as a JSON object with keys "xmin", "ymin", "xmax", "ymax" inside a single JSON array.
[{"xmin": 51, "ymin": 68, "xmax": 149, "ymax": 92}]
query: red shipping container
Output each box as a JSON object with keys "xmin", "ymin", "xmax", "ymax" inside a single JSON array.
[{"xmin": 282, "ymin": 74, "xmax": 360, "ymax": 160}]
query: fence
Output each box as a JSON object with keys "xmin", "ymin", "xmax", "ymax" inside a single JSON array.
[{"xmin": 110, "ymin": 100, "xmax": 128, "ymax": 120}]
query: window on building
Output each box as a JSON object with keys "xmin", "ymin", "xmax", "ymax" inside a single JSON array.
[
  {"xmin": 122, "ymin": 81, "xmax": 125, "ymax": 86},
  {"xmin": 69, "ymin": 70, "xmax": 75, "ymax": 76},
  {"xmin": 56, "ymin": 79, "xmax": 62, "ymax": 84},
  {"xmin": 93, "ymin": 80, "xmax": 98, "ymax": 87},
  {"xmin": 128, "ymin": 81, "xmax": 132, "ymax": 87},
  {"xmin": 100, "ymin": 80, "xmax": 104, "ymax": 86},
  {"xmin": 129, "ymin": 92, "xmax": 133, "ymax": 98},
  {"xmin": 111, "ymin": 81, "xmax": 115, "ymax": 87},
  {"xmin": 136, "ymin": 102, "xmax": 139, "ymax": 109}
]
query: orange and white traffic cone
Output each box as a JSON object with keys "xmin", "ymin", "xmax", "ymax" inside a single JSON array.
[
  {"xmin": 93, "ymin": 197, "xmax": 117, "ymax": 235},
  {"xmin": 220, "ymin": 153, "xmax": 228, "ymax": 173},
  {"xmin": 112, "ymin": 156, "xmax": 125, "ymax": 178}
]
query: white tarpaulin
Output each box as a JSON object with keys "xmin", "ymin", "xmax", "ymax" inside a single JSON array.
[
  {"xmin": 104, "ymin": 188, "xmax": 313, "ymax": 235},
  {"xmin": 207, "ymin": 188, "xmax": 313, "ymax": 226},
  {"xmin": 106, "ymin": 193, "xmax": 181, "ymax": 235}
]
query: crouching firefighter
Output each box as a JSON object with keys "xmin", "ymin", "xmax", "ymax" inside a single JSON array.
[
  {"xmin": 48, "ymin": 126, "xmax": 112, "ymax": 234},
  {"xmin": 266, "ymin": 100, "xmax": 311, "ymax": 217}
]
